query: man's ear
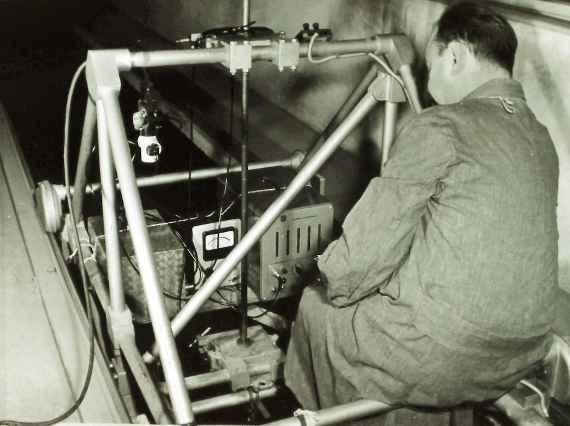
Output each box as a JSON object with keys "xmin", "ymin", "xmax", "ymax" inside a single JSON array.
[{"xmin": 447, "ymin": 40, "xmax": 470, "ymax": 75}]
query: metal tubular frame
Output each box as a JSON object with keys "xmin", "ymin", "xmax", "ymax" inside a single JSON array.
[
  {"xmin": 192, "ymin": 386, "xmax": 278, "ymax": 416},
  {"xmin": 382, "ymin": 101, "xmax": 398, "ymax": 167},
  {"xmin": 81, "ymin": 31, "xmax": 420, "ymax": 424},
  {"xmin": 164, "ymin": 90, "xmax": 379, "ymax": 343},
  {"xmin": 158, "ymin": 363, "xmax": 271, "ymax": 393},
  {"xmin": 100, "ymin": 89, "xmax": 194, "ymax": 424},
  {"xmin": 72, "ymin": 98, "xmax": 97, "ymax": 219},
  {"xmin": 55, "ymin": 153, "xmax": 304, "ymax": 200},
  {"xmin": 262, "ymin": 400, "xmax": 393, "ymax": 426},
  {"xmin": 96, "ymin": 100, "xmax": 126, "ymax": 313},
  {"xmin": 127, "ymin": 35, "xmax": 415, "ymax": 70}
]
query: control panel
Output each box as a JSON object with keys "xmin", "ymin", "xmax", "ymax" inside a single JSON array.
[{"xmin": 251, "ymin": 202, "xmax": 333, "ymax": 301}]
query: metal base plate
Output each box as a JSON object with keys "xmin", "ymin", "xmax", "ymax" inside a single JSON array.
[{"xmin": 198, "ymin": 326, "xmax": 284, "ymax": 391}]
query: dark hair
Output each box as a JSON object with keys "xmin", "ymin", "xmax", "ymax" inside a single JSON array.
[{"xmin": 435, "ymin": 1, "xmax": 517, "ymax": 74}]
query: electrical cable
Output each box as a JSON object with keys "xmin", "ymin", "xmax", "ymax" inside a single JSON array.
[
  {"xmin": 0, "ymin": 62, "xmax": 96, "ymax": 426},
  {"xmin": 520, "ymin": 379, "xmax": 549, "ymax": 418},
  {"xmin": 307, "ymin": 33, "xmax": 366, "ymax": 64},
  {"xmin": 367, "ymin": 52, "xmax": 405, "ymax": 88},
  {"xmin": 367, "ymin": 52, "xmax": 404, "ymax": 87},
  {"xmin": 367, "ymin": 52, "xmax": 422, "ymax": 111}
]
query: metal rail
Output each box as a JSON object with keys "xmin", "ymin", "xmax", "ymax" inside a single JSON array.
[{"xmin": 55, "ymin": 153, "xmax": 304, "ymax": 200}]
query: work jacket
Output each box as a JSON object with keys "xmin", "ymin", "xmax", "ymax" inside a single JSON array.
[{"xmin": 286, "ymin": 78, "xmax": 559, "ymax": 408}]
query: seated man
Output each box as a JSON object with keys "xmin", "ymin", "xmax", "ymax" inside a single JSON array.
[{"xmin": 285, "ymin": 0, "xmax": 559, "ymax": 413}]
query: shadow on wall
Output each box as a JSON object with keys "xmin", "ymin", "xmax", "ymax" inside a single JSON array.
[{"xmin": 517, "ymin": 23, "xmax": 570, "ymax": 291}]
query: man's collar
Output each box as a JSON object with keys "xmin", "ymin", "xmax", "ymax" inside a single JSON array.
[{"xmin": 463, "ymin": 78, "xmax": 525, "ymax": 101}]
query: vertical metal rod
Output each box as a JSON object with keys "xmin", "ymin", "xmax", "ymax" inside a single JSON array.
[
  {"xmin": 96, "ymin": 100, "xmax": 125, "ymax": 313},
  {"xmin": 243, "ymin": 0, "xmax": 250, "ymax": 24},
  {"xmin": 239, "ymin": 0, "xmax": 252, "ymax": 344},
  {"xmin": 72, "ymin": 97, "xmax": 97, "ymax": 219},
  {"xmin": 382, "ymin": 101, "xmax": 398, "ymax": 167},
  {"xmin": 164, "ymin": 91, "xmax": 379, "ymax": 341},
  {"xmin": 239, "ymin": 70, "xmax": 250, "ymax": 344},
  {"xmin": 99, "ymin": 90, "xmax": 194, "ymax": 425}
]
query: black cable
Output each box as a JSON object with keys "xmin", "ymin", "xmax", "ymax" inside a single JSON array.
[
  {"xmin": 246, "ymin": 279, "xmax": 284, "ymax": 319},
  {"xmin": 0, "ymin": 62, "xmax": 96, "ymax": 426}
]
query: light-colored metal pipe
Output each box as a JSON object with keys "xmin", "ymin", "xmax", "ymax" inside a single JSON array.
[
  {"xmin": 130, "ymin": 48, "xmax": 227, "ymax": 68},
  {"xmin": 382, "ymin": 101, "xmax": 398, "ymax": 168},
  {"xmin": 119, "ymin": 335, "xmax": 173, "ymax": 424},
  {"xmin": 97, "ymin": 100, "xmax": 126, "ymax": 313},
  {"xmin": 192, "ymin": 386, "xmax": 278, "ymax": 415},
  {"xmin": 72, "ymin": 97, "xmax": 97, "ymax": 219},
  {"xmin": 54, "ymin": 153, "xmax": 305, "ymax": 200},
  {"xmin": 145, "ymin": 90, "xmax": 379, "ymax": 360},
  {"xmin": 159, "ymin": 363, "xmax": 271, "ymax": 393},
  {"xmin": 243, "ymin": 0, "xmax": 250, "ymax": 25},
  {"xmin": 399, "ymin": 65, "xmax": 423, "ymax": 114},
  {"xmin": 127, "ymin": 36, "xmax": 413, "ymax": 69},
  {"xmin": 99, "ymin": 89, "xmax": 194, "ymax": 425},
  {"xmin": 494, "ymin": 393, "xmax": 552, "ymax": 426},
  {"xmin": 262, "ymin": 400, "xmax": 393, "ymax": 426}
]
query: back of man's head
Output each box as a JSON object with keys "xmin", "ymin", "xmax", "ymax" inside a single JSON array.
[{"xmin": 435, "ymin": 1, "xmax": 517, "ymax": 75}]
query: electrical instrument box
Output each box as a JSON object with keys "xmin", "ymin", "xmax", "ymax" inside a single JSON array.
[{"xmin": 251, "ymin": 201, "xmax": 334, "ymax": 301}]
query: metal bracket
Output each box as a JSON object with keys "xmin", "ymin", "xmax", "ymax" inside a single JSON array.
[
  {"xmin": 223, "ymin": 41, "xmax": 252, "ymax": 75},
  {"xmin": 86, "ymin": 49, "xmax": 132, "ymax": 100},
  {"xmin": 225, "ymin": 358, "xmax": 251, "ymax": 391},
  {"xmin": 272, "ymin": 38, "xmax": 299, "ymax": 71},
  {"xmin": 368, "ymin": 71, "xmax": 407, "ymax": 103},
  {"xmin": 106, "ymin": 307, "xmax": 135, "ymax": 347}
]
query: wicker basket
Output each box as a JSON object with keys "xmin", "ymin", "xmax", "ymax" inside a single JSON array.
[{"xmin": 88, "ymin": 210, "xmax": 185, "ymax": 323}]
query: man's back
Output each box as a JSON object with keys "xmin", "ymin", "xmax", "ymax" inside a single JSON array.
[{"xmin": 405, "ymin": 78, "xmax": 559, "ymax": 340}]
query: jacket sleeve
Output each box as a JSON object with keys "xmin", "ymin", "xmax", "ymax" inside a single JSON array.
[{"xmin": 319, "ymin": 111, "xmax": 458, "ymax": 307}]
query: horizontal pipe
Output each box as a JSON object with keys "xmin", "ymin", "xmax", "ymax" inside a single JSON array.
[
  {"xmin": 53, "ymin": 153, "xmax": 304, "ymax": 200},
  {"xmin": 262, "ymin": 400, "xmax": 394, "ymax": 426},
  {"xmin": 130, "ymin": 48, "xmax": 227, "ymax": 68},
  {"xmin": 128, "ymin": 35, "xmax": 413, "ymax": 69},
  {"xmin": 159, "ymin": 363, "xmax": 272, "ymax": 393},
  {"xmin": 192, "ymin": 385, "xmax": 279, "ymax": 416},
  {"xmin": 101, "ymin": 90, "xmax": 193, "ymax": 424}
]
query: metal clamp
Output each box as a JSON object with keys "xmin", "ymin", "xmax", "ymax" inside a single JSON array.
[
  {"xmin": 224, "ymin": 41, "xmax": 252, "ymax": 75},
  {"xmin": 368, "ymin": 71, "xmax": 407, "ymax": 103},
  {"xmin": 272, "ymin": 38, "xmax": 299, "ymax": 71}
]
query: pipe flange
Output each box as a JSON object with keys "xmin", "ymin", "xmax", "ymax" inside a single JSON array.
[{"xmin": 33, "ymin": 180, "xmax": 63, "ymax": 233}]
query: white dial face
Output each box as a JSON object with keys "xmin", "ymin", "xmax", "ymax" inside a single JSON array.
[{"xmin": 205, "ymin": 230, "xmax": 235, "ymax": 250}]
